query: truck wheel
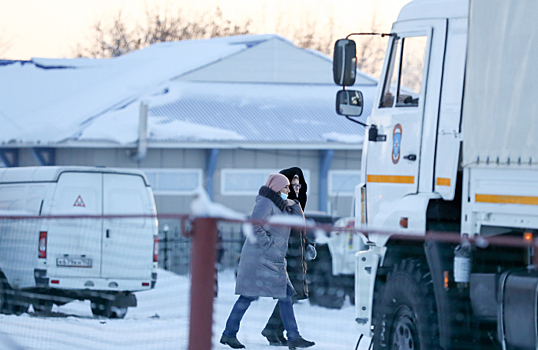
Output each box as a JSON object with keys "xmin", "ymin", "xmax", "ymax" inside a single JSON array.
[
  {"xmin": 348, "ymin": 289, "xmax": 355, "ymax": 306},
  {"xmin": 373, "ymin": 259, "xmax": 438, "ymax": 350},
  {"xmin": 309, "ymin": 269, "xmax": 345, "ymax": 309},
  {"xmin": 342, "ymin": 275, "xmax": 355, "ymax": 306},
  {"xmin": 307, "ymin": 245, "xmax": 345, "ymax": 309}
]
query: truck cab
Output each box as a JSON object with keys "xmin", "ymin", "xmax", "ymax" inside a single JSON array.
[
  {"xmin": 346, "ymin": 1, "xmax": 468, "ymax": 239},
  {"xmin": 333, "ymin": 1, "xmax": 538, "ymax": 349}
]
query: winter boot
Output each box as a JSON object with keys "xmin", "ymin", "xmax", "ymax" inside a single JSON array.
[
  {"xmin": 287, "ymin": 336, "xmax": 315, "ymax": 349},
  {"xmin": 261, "ymin": 328, "xmax": 285, "ymax": 346},
  {"xmin": 220, "ymin": 335, "xmax": 245, "ymax": 349},
  {"xmin": 276, "ymin": 332, "xmax": 288, "ymax": 346}
]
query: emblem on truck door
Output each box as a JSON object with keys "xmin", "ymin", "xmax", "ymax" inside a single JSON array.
[{"xmin": 392, "ymin": 124, "xmax": 402, "ymax": 164}]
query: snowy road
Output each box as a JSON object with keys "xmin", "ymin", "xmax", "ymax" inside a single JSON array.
[{"xmin": 0, "ymin": 269, "xmax": 370, "ymax": 350}]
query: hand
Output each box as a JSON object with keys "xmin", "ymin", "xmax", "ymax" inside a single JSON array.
[{"xmin": 305, "ymin": 244, "xmax": 317, "ymax": 261}]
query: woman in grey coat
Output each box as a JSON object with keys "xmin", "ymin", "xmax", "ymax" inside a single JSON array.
[
  {"xmin": 220, "ymin": 173, "xmax": 315, "ymax": 350},
  {"xmin": 262, "ymin": 167, "xmax": 316, "ymax": 346}
]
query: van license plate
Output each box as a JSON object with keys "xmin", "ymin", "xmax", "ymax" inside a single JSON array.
[{"xmin": 56, "ymin": 258, "xmax": 92, "ymax": 268}]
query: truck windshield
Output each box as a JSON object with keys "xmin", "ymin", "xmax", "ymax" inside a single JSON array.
[{"xmin": 380, "ymin": 35, "xmax": 427, "ymax": 108}]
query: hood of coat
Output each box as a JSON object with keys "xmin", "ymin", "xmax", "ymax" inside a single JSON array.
[
  {"xmin": 279, "ymin": 167, "xmax": 308, "ymax": 211},
  {"xmin": 258, "ymin": 185, "xmax": 288, "ymax": 212}
]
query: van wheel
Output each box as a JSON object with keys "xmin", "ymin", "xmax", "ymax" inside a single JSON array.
[
  {"xmin": 91, "ymin": 300, "xmax": 110, "ymax": 317},
  {"xmin": 373, "ymin": 259, "xmax": 438, "ymax": 350},
  {"xmin": 0, "ymin": 278, "xmax": 6, "ymax": 313},
  {"xmin": 0, "ymin": 279, "xmax": 27, "ymax": 315},
  {"xmin": 91, "ymin": 300, "xmax": 127, "ymax": 319},
  {"xmin": 110, "ymin": 306, "xmax": 128, "ymax": 319},
  {"xmin": 32, "ymin": 300, "xmax": 53, "ymax": 313}
]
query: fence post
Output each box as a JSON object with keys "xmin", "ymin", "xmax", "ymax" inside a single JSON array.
[
  {"xmin": 163, "ymin": 224, "xmax": 169, "ymax": 270},
  {"xmin": 189, "ymin": 217, "xmax": 218, "ymax": 350}
]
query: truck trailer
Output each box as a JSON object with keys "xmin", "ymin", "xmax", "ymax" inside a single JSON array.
[{"xmin": 333, "ymin": 0, "xmax": 538, "ymax": 349}]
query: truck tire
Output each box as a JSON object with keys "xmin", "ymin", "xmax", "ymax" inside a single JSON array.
[
  {"xmin": 342, "ymin": 275, "xmax": 355, "ymax": 306},
  {"xmin": 307, "ymin": 244, "xmax": 345, "ymax": 309},
  {"xmin": 373, "ymin": 259, "xmax": 438, "ymax": 350}
]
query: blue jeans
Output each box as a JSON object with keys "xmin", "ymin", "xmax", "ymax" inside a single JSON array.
[{"xmin": 223, "ymin": 286, "xmax": 300, "ymax": 341}]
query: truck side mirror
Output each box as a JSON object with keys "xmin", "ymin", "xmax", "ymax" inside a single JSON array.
[
  {"xmin": 336, "ymin": 90, "xmax": 363, "ymax": 116},
  {"xmin": 333, "ymin": 39, "xmax": 357, "ymax": 86}
]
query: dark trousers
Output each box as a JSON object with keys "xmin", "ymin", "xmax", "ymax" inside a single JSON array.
[
  {"xmin": 223, "ymin": 287, "xmax": 300, "ymax": 341},
  {"xmin": 263, "ymin": 294, "xmax": 298, "ymax": 336}
]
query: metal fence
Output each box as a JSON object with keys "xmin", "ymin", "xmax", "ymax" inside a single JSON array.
[
  {"xmin": 158, "ymin": 219, "xmax": 245, "ymax": 275},
  {"xmin": 1, "ymin": 213, "xmax": 538, "ymax": 350}
]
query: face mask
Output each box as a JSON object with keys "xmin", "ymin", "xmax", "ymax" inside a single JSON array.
[{"xmin": 280, "ymin": 192, "xmax": 288, "ymax": 200}]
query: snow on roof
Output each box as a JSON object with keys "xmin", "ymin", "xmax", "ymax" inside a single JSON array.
[{"xmin": 0, "ymin": 34, "xmax": 374, "ymax": 148}]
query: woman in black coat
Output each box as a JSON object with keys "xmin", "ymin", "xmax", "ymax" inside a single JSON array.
[{"xmin": 261, "ymin": 167, "xmax": 317, "ymax": 346}]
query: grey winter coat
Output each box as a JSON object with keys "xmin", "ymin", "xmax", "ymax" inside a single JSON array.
[{"xmin": 235, "ymin": 186, "xmax": 296, "ymax": 299}]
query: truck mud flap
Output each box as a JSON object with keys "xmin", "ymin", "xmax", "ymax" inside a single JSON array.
[
  {"xmin": 498, "ymin": 269, "xmax": 538, "ymax": 350},
  {"xmin": 424, "ymin": 240, "xmax": 469, "ymax": 350}
]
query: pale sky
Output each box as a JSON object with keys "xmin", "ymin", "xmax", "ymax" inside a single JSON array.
[{"xmin": 0, "ymin": 0, "xmax": 411, "ymax": 60}]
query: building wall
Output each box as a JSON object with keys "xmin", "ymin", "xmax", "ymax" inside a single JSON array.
[{"xmin": 14, "ymin": 146, "xmax": 361, "ymax": 218}]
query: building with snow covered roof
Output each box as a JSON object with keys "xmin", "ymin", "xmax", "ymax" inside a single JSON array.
[{"xmin": 0, "ymin": 34, "xmax": 376, "ymax": 218}]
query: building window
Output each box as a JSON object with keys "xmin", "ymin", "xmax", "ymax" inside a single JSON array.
[
  {"xmin": 142, "ymin": 169, "xmax": 202, "ymax": 195},
  {"xmin": 221, "ymin": 169, "xmax": 310, "ymax": 196},
  {"xmin": 328, "ymin": 170, "xmax": 361, "ymax": 197}
]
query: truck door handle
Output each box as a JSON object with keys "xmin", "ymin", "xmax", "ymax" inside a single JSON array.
[
  {"xmin": 106, "ymin": 229, "xmax": 110, "ymax": 238},
  {"xmin": 403, "ymin": 154, "xmax": 417, "ymax": 161}
]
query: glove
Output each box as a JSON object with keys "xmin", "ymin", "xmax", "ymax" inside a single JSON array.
[{"xmin": 305, "ymin": 244, "xmax": 317, "ymax": 261}]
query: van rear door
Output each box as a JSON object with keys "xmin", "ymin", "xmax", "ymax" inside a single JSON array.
[
  {"xmin": 101, "ymin": 173, "xmax": 152, "ymax": 280},
  {"xmin": 47, "ymin": 172, "xmax": 102, "ymax": 278}
]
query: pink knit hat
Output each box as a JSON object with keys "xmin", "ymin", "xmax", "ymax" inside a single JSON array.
[{"xmin": 265, "ymin": 173, "xmax": 290, "ymax": 193}]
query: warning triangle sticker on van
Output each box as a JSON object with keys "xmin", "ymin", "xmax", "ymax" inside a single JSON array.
[{"xmin": 73, "ymin": 195, "xmax": 86, "ymax": 207}]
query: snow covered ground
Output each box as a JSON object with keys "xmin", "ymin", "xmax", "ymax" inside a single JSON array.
[{"xmin": 0, "ymin": 268, "xmax": 371, "ymax": 350}]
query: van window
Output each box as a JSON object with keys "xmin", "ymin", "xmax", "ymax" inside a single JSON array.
[{"xmin": 380, "ymin": 35, "xmax": 427, "ymax": 108}]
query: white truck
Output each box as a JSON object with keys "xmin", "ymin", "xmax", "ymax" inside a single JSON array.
[
  {"xmin": 333, "ymin": 0, "xmax": 538, "ymax": 349},
  {"xmin": 0, "ymin": 166, "xmax": 158, "ymax": 318}
]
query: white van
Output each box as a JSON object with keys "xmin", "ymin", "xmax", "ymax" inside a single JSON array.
[{"xmin": 0, "ymin": 166, "xmax": 158, "ymax": 318}]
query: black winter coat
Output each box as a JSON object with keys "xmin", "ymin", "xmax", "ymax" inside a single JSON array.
[{"xmin": 280, "ymin": 167, "xmax": 311, "ymax": 300}]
